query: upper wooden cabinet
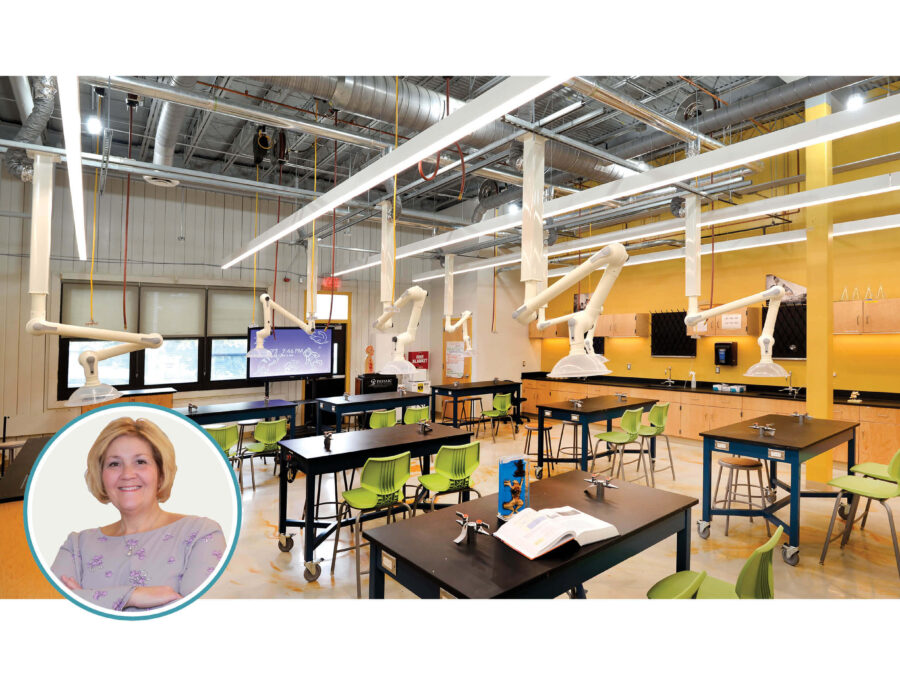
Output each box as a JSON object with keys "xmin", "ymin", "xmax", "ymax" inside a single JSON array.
[
  {"xmin": 833, "ymin": 300, "xmax": 863, "ymax": 334},
  {"xmin": 685, "ymin": 307, "xmax": 761, "ymax": 337},
  {"xmin": 863, "ymin": 298, "xmax": 900, "ymax": 334},
  {"xmin": 596, "ymin": 313, "xmax": 649, "ymax": 338},
  {"xmin": 528, "ymin": 321, "xmax": 567, "ymax": 339}
]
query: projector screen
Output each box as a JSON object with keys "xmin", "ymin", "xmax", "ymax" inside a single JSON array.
[{"xmin": 247, "ymin": 327, "xmax": 333, "ymax": 379}]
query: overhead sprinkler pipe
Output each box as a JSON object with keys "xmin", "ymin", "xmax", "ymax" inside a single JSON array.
[
  {"xmin": 374, "ymin": 285, "xmax": 428, "ymax": 374},
  {"xmin": 23, "ymin": 151, "xmax": 163, "ymax": 405},
  {"xmin": 248, "ymin": 292, "xmax": 315, "ymax": 358}
]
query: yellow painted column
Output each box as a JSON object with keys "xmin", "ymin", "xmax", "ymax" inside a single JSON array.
[{"xmin": 804, "ymin": 95, "xmax": 835, "ymax": 484}]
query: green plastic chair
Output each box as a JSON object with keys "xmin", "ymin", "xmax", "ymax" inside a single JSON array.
[
  {"xmin": 480, "ymin": 393, "xmax": 516, "ymax": 443},
  {"xmin": 819, "ymin": 448, "xmax": 900, "ymax": 579},
  {"xmin": 369, "ymin": 409, "xmax": 397, "ymax": 429},
  {"xmin": 403, "ymin": 406, "xmax": 430, "ymax": 425},
  {"xmin": 637, "ymin": 403, "xmax": 675, "ymax": 481},
  {"xmin": 595, "ymin": 408, "xmax": 648, "ymax": 484},
  {"xmin": 413, "ymin": 442, "xmax": 481, "ymax": 513},
  {"xmin": 849, "ymin": 451, "xmax": 899, "ymax": 483},
  {"xmin": 331, "ymin": 452, "xmax": 412, "ymax": 598},
  {"xmin": 242, "ymin": 418, "xmax": 288, "ymax": 490},
  {"xmin": 647, "ymin": 526, "xmax": 784, "ymax": 599}
]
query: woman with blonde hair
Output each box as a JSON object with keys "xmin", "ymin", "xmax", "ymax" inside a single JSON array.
[{"xmin": 50, "ymin": 417, "xmax": 225, "ymax": 612}]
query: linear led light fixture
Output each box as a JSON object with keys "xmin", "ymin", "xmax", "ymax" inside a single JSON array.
[
  {"xmin": 221, "ymin": 76, "xmax": 569, "ymax": 269},
  {"xmin": 413, "ymin": 171, "xmax": 900, "ymax": 283},
  {"xmin": 56, "ymin": 75, "xmax": 88, "ymax": 260},
  {"xmin": 345, "ymin": 92, "xmax": 900, "ymax": 278}
]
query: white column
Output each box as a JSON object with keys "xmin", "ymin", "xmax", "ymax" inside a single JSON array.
[
  {"xmin": 520, "ymin": 133, "xmax": 547, "ymax": 322},
  {"xmin": 27, "ymin": 150, "xmax": 59, "ymax": 321}
]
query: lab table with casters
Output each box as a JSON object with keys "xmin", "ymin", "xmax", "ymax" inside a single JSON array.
[
  {"xmin": 277, "ymin": 423, "xmax": 472, "ymax": 581},
  {"xmin": 315, "ymin": 391, "xmax": 430, "ymax": 433},
  {"xmin": 537, "ymin": 395, "xmax": 658, "ymax": 474},
  {"xmin": 363, "ymin": 470, "xmax": 697, "ymax": 599},
  {"xmin": 175, "ymin": 398, "xmax": 297, "ymax": 437},
  {"xmin": 429, "ymin": 380, "xmax": 524, "ymax": 428},
  {"xmin": 699, "ymin": 413, "xmax": 858, "ymax": 566}
]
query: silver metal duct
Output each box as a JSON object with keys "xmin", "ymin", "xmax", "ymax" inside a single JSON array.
[
  {"xmin": 9, "ymin": 76, "xmax": 34, "ymax": 123},
  {"xmin": 472, "ymin": 186, "xmax": 522, "ymax": 223},
  {"xmin": 5, "ymin": 76, "xmax": 56, "ymax": 182},
  {"xmin": 151, "ymin": 76, "xmax": 199, "ymax": 174},
  {"xmin": 258, "ymin": 76, "xmax": 635, "ymax": 183},
  {"xmin": 608, "ymin": 76, "xmax": 866, "ymax": 160}
]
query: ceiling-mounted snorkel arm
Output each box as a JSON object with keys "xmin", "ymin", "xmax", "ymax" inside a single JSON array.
[
  {"xmin": 444, "ymin": 311, "xmax": 473, "ymax": 353},
  {"xmin": 442, "ymin": 254, "xmax": 473, "ymax": 353},
  {"xmin": 248, "ymin": 292, "xmax": 315, "ymax": 357},
  {"xmin": 374, "ymin": 285, "xmax": 428, "ymax": 373}
]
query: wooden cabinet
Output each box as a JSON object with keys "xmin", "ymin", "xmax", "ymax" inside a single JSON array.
[
  {"xmin": 81, "ymin": 389, "xmax": 174, "ymax": 414},
  {"xmin": 594, "ymin": 315, "xmax": 614, "ymax": 337},
  {"xmin": 833, "ymin": 301, "xmax": 863, "ymax": 334},
  {"xmin": 857, "ymin": 405, "xmax": 900, "ymax": 465},
  {"xmin": 863, "ymin": 298, "xmax": 900, "ymax": 334},
  {"xmin": 830, "ymin": 404, "xmax": 860, "ymax": 464},
  {"xmin": 528, "ymin": 321, "xmax": 566, "ymax": 339},
  {"xmin": 679, "ymin": 403, "xmax": 708, "ymax": 440},
  {"xmin": 521, "ymin": 382, "xmax": 539, "ymax": 414},
  {"xmin": 685, "ymin": 307, "xmax": 761, "ymax": 337},
  {"xmin": 741, "ymin": 396, "xmax": 805, "ymax": 418},
  {"xmin": 611, "ymin": 313, "xmax": 650, "ymax": 337}
]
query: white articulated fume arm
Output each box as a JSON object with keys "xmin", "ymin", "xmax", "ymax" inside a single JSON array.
[
  {"xmin": 442, "ymin": 254, "xmax": 473, "ymax": 354},
  {"xmin": 512, "ymin": 243, "xmax": 629, "ymax": 378},
  {"xmin": 373, "ymin": 285, "xmax": 427, "ymax": 375},
  {"xmin": 685, "ymin": 284, "xmax": 788, "ymax": 378},
  {"xmin": 247, "ymin": 293, "xmax": 315, "ymax": 358},
  {"xmin": 23, "ymin": 150, "xmax": 163, "ymax": 406}
]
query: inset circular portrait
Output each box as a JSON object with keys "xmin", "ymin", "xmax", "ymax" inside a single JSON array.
[{"xmin": 24, "ymin": 403, "xmax": 241, "ymax": 619}]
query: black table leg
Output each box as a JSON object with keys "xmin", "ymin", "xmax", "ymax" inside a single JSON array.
[
  {"xmin": 335, "ymin": 412, "xmax": 343, "ymax": 433},
  {"xmin": 677, "ymin": 508, "xmax": 691, "ymax": 571},
  {"xmin": 701, "ymin": 438, "xmax": 712, "ymax": 524},
  {"xmin": 430, "ymin": 391, "xmax": 436, "ymax": 423},
  {"xmin": 580, "ymin": 421, "xmax": 589, "ymax": 471},
  {"xmin": 278, "ymin": 447, "xmax": 288, "ymax": 538},
  {"xmin": 537, "ymin": 413, "xmax": 545, "ymax": 474},
  {"xmin": 789, "ymin": 457, "xmax": 801, "ymax": 548},
  {"xmin": 304, "ymin": 470, "xmax": 316, "ymax": 564},
  {"xmin": 369, "ymin": 544, "xmax": 385, "ymax": 599},
  {"xmin": 452, "ymin": 397, "xmax": 459, "ymax": 428},
  {"xmin": 316, "ymin": 404, "xmax": 322, "ymax": 435}
]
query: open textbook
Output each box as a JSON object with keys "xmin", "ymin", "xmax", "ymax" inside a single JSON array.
[{"xmin": 493, "ymin": 506, "xmax": 619, "ymax": 560}]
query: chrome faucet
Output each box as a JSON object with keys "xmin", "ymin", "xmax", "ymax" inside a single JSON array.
[
  {"xmin": 780, "ymin": 370, "xmax": 800, "ymax": 398},
  {"xmin": 662, "ymin": 367, "xmax": 675, "ymax": 387}
]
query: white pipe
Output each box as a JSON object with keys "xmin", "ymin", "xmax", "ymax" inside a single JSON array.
[
  {"xmin": 685, "ymin": 285, "xmax": 784, "ymax": 326},
  {"xmin": 380, "ymin": 199, "xmax": 395, "ymax": 327},
  {"xmin": 27, "ymin": 151, "xmax": 56, "ymax": 302},
  {"xmin": 374, "ymin": 286, "xmax": 427, "ymax": 369},
  {"xmin": 250, "ymin": 293, "xmax": 315, "ymax": 355},
  {"xmin": 443, "ymin": 253, "xmax": 455, "ymax": 316}
]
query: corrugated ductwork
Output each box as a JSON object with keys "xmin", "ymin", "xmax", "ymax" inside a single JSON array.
[
  {"xmin": 607, "ymin": 76, "xmax": 865, "ymax": 160},
  {"xmin": 147, "ymin": 76, "xmax": 199, "ymax": 185},
  {"xmin": 259, "ymin": 76, "xmax": 635, "ymax": 184},
  {"xmin": 472, "ymin": 186, "xmax": 522, "ymax": 223},
  {"xmin": 5, "ymin": 76, "xmax": 57, "ymax": 182}
]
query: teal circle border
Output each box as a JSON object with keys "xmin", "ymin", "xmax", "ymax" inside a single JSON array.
[{"xmin": 23, "ymin": 402, "xmax": 243, "ymax": 620}]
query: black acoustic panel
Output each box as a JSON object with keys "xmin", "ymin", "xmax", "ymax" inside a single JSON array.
[
  {"xmin": 763, "ymin": 300, "xmax": 806, "ymax": 359},
  {"xmin": 651, "ymin": 311, "xmax": 697, "ymax": 357},
  {"xmin": 592, "ymin": 336, "xmax": 605, "ymax": 355}
]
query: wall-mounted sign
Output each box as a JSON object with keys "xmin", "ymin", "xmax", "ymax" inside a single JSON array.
[{"xmin": 408, "ymin": 350, "xmax": 429, "ymax": 369}]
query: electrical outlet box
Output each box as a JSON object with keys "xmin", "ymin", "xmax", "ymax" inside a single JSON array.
[
  {"xmin": 715, "ymin": 366, "xmax": 720, "ymax": 374},
  {"xmin": 626, "ymin": 363, "xmax": 631, "ymax": 370},
  {"xmin": 522, "ymin": 361, "xmax": 526, "ymax": 367}
]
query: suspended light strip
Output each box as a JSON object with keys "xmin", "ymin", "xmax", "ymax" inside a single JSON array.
[
  {"xmin": 345, "ymin": 93, "xmax": 900, "ymax": 277},
  {"xmin": 222, "ymin": 76, "xmax": 570, "ymax": 269},
  {"xmin": 57, "ymin": 76, "xmax": 88, "ymax": 261}
]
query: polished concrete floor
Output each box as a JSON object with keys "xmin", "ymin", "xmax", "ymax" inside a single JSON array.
[{"xmin": 207, "ymin": 420, "xmax": 900, "ymax": 600}]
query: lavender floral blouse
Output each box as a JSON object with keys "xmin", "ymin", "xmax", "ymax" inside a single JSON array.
[{"xmin": 50, "ymin": 515, "xmax": 226, "ymax": 612}]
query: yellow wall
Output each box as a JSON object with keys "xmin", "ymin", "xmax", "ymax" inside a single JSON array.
[{"xmin": 541, "ymin": 114, "xmax": 900, "ymax": 393}]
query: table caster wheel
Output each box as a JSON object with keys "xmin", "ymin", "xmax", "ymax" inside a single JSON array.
[
  {"xmin": 303, "ymin": 561, "xmax": 321, "ymax": 582},
  {"xmin": 697, "ymin": 520, "xmax": 710, "ymax": 540},
  {"xmin": 278, "ymin": 535, "xmax": 294, "ymax": 553},
  {"xmin": 534, "ymin": 466, "xmax": 544, "ymax": 480},
  {"xmin": 782, "ymin": 545, "xmax": 799, "ymax": 566},
  {"xmin": 286, "ymin": 465, "xmax": 297, "ymax": 483},
  {"xmin": 765, "ymin": 488, "xmax": 777, "ymax": 504},
  {"xmin": 838, "ymin": 503, "xmax": 851, "ymax": 520}
]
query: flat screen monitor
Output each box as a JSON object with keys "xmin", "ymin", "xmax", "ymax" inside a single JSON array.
[{"xmin": 247, "ymin": 327, "xmax": 333, "ymax": 380}]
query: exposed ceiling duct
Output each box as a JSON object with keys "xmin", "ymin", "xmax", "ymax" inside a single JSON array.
[
  {"xmin": 607, "ymin": 76, "xmax": 866, "ymax": 161},
  {"xmin": 257, "ymin": 76, "xmax": 636, "ymax": 184},
  {"xmin": 8, "ymin": 76, "xmax": 34, "ymax": 123},
  {"xmin": 4, "ymin": 76, "xmax": 56, "ymax": 182},
  {"xmin": 145, "ymin": 76, "xmax": 199, "ymax": 187}
]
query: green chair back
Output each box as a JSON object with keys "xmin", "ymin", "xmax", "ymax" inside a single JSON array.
[
  {"xmin": 403, "ymin": 406, "xmax": 430, "ymax": 425},
  {"xmin": 491, "ymin": 393, "xmax": 512, "ymax": 413},
  {"xmin": 359, "ymin": 452, "xmax": 411, "ymax": 507},
  {"xmin": 434, "ymin": 442, "xmax": 480, "ymax": 487},
  {"xmin": 674, "ymin": 570, "xmax": 707, "ymax": 599},
  {"xmin": 734, "ymin": 526, "xmax": 783, "ymax": 599},
  {"xmin": 887, "ymin": 448, "xmax": 900, "ymax": 483},
  {"xmin": 206, "ymin": 425, "xmax": 239, "ymax": 456},
  {"xmin": 647, "ymin": 403, "xmax": 670, "ymax": 429},
  {"xmin": 620, "ymin": 408, "xmax": 644, "ymax": 436},
  {"xmin": 253, "ymin": 419, "xmax": 287, "ymax": 448},
  {"xmin": 369, "ymin": 409, "xmax": 397, "ymax": 429}
]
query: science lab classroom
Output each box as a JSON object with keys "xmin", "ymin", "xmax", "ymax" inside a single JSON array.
[{"xmin": 3, "ymin": 70, "xmax": 900, "ymax": 606}]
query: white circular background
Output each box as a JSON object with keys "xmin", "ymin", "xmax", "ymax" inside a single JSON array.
[{"xmin": 25, "ymin": 404, "xmax": 239, "ymax": 614}]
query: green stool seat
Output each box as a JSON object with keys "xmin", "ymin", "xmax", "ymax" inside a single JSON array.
[
  {"xmin": 479, "ymin": 394, "xmax": 516, "ymax": 443},
  {"xmin": 331, "ymin": 452, "xmax": 412, "ymax": 598},
  {"xmin": 851, "ymin": 461, "xmax": 895, "ymax": 483},
  {"xmin": 647, "ymin": 526, "xmax": 783, "ymax": 599},
  {"xmin": 241, "ymin": 418, "xmax": 287, "ymax": 490},
  {"xmin": 637, "ymin": 402, "xmax": 675, "ymax": 481},
  {"xmin": 414, "ymin": 442, "xmax": 481, "ymax": 513}
]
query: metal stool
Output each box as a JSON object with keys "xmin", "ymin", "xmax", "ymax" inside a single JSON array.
[
  {"xmin": 714, "ymin": 456, "xmax": 771, "ymax": 537},
  {"xmin": 523, "ymin": 421, "xmax": 556, "ymax": 474},
  {"xmin": 556, "ymin": 421, "xmax": 592, "ymax": 469}
]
